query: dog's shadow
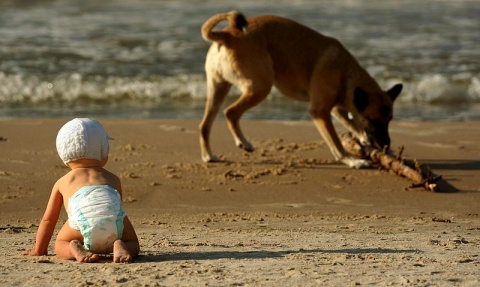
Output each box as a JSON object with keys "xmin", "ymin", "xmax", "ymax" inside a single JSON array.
[
  {"xmin": 419, "ymin": 159, "xmax": 480, "ymax": 193},
  {"xmin": 422, "ymin": 159, "xmax": 480, "ymax": 171},
  {"xmin": 136, "ymin": 247, "xmax": 419, "ymax": 263}
]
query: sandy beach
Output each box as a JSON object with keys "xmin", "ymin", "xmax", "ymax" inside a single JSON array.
[{"xmin": 1, "ymin": 118, "xmax": 479, "ymax": 286}]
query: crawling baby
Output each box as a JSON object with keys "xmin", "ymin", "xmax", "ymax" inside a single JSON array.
[{"xmin": 22, "ymin": 118, "xmax": 140, "ymax": 263}]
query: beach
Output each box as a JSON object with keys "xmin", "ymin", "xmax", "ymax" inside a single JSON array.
[
  {"xmin": 1, "ymin": 118, "xmax": 479, "ymax": 286},
  {"xmin": 1, "ymin": 0, "xmax": 479, "ymax": 285}
]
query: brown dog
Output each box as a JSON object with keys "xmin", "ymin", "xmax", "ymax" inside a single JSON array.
[{"xmin": 199, "ymin": 11, "xmax": 402, "ymax": 168}]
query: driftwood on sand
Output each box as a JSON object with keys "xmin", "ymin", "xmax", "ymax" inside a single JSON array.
[{"xmin": 340, "ymin": 133, "xmax": 442, "ymax": 192}]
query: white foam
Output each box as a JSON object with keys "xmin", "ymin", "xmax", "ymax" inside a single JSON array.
[
  {"xmin": 416, "ymin": 74, "xmax": 452, "ymax": 103},
  {"xmin": 468, "ymin": 77, "xmax": 480, "ymax": 101}
]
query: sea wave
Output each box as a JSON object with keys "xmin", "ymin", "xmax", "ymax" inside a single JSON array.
[
  {"xmin": 380, "ymin": 74, "xmax": 480, "ymax": 104},
  {"xmin": 0, "ymin": 72, "xmax": 206, "ymax": 104},
  {"xmin": 1, "ymin": 71, "xmax": 479, "ymax": 106}
]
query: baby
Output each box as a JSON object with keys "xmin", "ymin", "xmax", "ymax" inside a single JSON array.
[{"xmin": 22, "ymin": 118, "xmax": 140, "ymax": 263}]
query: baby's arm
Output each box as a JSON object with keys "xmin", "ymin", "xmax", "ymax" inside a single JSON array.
[{"xmin": 22, "ymin": 184, "xmax": 63, "ymax": 256}]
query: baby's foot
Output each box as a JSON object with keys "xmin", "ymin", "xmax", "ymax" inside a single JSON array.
[
  {"xmin": 113, "ymin": 240, "xmax": 132, "ymax": 263},
  {"xmin": 69, "ymin": 240, "xmax": 99, "ymax": 263}
]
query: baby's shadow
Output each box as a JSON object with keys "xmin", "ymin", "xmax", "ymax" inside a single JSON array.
[{"xmin": 136, "ymin": 247, "xmax": 420, "ymax": 263}]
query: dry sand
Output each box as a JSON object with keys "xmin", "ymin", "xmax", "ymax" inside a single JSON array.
[{"xmin": 1, "ymin": 118, "xmax": 479, "ymax": 286}]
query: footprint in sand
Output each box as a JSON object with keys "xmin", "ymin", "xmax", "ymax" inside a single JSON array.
[
  {"xmin": 416, "ymin": 141, "xmax": 465, "ymax": 149},
  {"xmin": 325, "ymin": 197, "xmax": 352, "ymax": 205},
  {"xmin": 325, "ymin": 197, "xmax": 373, "ymax": 207},
  {"xmin": 158, "ymin": 124, "xmax": 196, "ymax": 134}
]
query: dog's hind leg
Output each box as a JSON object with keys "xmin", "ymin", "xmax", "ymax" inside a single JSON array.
[
  {"xmin": 224, "ymin": 80, "xmax": 272, "ymax": 152},
  {"xmin": 199, "ymin": 79, "xmax": 232, "ymax": 162}
]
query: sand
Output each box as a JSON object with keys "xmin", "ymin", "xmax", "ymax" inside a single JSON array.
[{"xmin": 1, "ymin": 118, "xmax": 479, "ymax": 286}]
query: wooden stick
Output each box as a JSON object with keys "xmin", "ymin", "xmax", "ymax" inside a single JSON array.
[{"xmin": 340, "ymin": 133, "xmax": 441, "ymax": 192}]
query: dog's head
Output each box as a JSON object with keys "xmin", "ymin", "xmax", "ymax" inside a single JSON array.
[{"xmin": 353, "ymin": 83, "xmax": 403, "ymax": 149}]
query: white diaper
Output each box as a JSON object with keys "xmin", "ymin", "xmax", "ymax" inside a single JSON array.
[{"xmin": 68, "ymin": 185, "xmax": 126, "ymax": 253}]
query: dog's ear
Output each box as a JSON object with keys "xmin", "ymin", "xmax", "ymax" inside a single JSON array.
[
  {"xmin": 387, "ymin": 84, "xmax": 403, "ymax": 102},
  {"xmin": 354, "ymin": 87, "xmax": 369, "ymax": 112}
]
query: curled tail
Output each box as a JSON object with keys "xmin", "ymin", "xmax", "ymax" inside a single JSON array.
[{"xmin": 201, "ymin": 11, "xmax": 248, "ymax": 43}]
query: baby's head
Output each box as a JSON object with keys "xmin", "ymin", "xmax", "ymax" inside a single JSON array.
[{"xmin": 56, "ymin": 118, "xmax": 111, "ymax": 166}]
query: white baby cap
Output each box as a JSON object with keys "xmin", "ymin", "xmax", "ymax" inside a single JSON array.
[{"xmin": 56, "ymin": 118, "xmax": 111, "ymax": 165}]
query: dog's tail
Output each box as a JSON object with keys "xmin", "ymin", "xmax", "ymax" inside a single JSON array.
[{"xmin": 201, "ymin": 11, "xmax": 248, "ymax": 43}]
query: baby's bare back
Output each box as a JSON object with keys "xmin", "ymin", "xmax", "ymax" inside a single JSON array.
[{"xmin": 57, "ymin": 160, "xmax": 122, "ymax": 209}]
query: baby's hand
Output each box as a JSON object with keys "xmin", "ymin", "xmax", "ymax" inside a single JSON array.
[{"xmin": 22, "ymin": 249, "xmax": 43, "ymax": 256}]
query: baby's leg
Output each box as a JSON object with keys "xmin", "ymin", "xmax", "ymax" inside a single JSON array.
[
  {"xmin": 113, "ymin": 240, "xmax": 133, "ymax": 263},
  {"xmin": 113, "ymin": 216, "xmax": 139, "ymax": 263},
  {"xmin": 68, "ymin": 240, "xmax": 99, "ymax": 263},
  {"xmin": 55, "ymin": 221, "xmax": 99, "ymax": 263}
]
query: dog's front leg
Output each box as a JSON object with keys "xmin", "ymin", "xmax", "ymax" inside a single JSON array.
[{"xmin": 310, "ymin": 109, "xmax": 371, "ymax": 169}]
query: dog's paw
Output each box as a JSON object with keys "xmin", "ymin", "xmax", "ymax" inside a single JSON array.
[
  {"xmin": 202, "ymin": 153, "xmax": 221, "ymax": 163},
  {"xmin": 236, "ymin": 140, "xmax": 254, "ymax": 152},
  {"xmin": 340, "ymin": 157, "xmax": 372, "ymax": 169},
  {"xmin": 239, "ymin": 144, "xmax": 254, "ymax": 152}
]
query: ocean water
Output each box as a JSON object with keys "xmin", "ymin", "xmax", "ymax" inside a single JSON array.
[{"xmin": 0, "ymin": 0, "xmax": 479, "ymax": 121}]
